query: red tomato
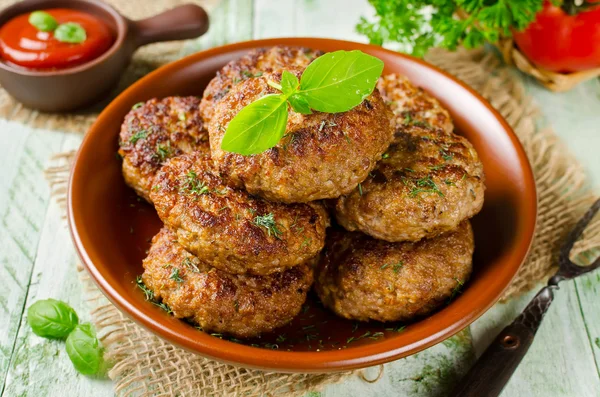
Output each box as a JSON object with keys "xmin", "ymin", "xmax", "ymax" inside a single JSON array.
[{"xmin": 512, "ymin": 1, "xmax": 600, "ymax": 73}]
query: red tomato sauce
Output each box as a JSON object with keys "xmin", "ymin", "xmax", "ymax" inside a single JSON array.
[{"xmin": 0, "ymin": 8, "xmax": 114, "ymax": 70}]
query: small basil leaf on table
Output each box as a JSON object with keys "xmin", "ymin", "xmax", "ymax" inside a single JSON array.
[
  {"xmin": 55, "ymin": 22, "xmax": 87, "ymax": 44},
  {"xmin": 221, "ymin": 94, "xmax": 289, "ymax": 155},
  {"xmin": 27, "ymin": 299, "xmax": 79, "ymax": 339},
  {"xmin": 29, "ymin": 11, "xmax": 58, "ymax": 32},
  {"xmin": 299, "ymin": 50, "xmax": 384, "ymax": 113},
  {"xmin": 66, "ymin": 323, "xmax": 105, "ymax": 376},
  {"xmin": 280, "ymin": 70, "xmax": 300, "ymax": 96},
  {"xmin": 288, "ymin": 93, "xmax": 312, "ymax": 115}
]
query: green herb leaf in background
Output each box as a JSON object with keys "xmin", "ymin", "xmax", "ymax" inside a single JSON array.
[
  {"xmin": 27, "ymin": 299, "xmax": 79, "ymax": 339},
  {"xmin": 29, "ymin": 11, "xmax": 58, "ymax": 32},
  {"xmin": 221, "ymin": 50, "xmax": 384, "ymax": 155},
  {"xmin": 221, "ymin": 94, "xmax": 289, "ymax": 155},
  {"xmin": 356, "ymin": 0, "xmax": 544, "ymax": 57},
  {"xmin": 299, "ymin": 50, "xmax": 384, "ymax": 113},
  {"xmin": 55, "ymin": 22, "xmax": 87, "ymax": 44},
  {"xmin": 65, "ymin": 323, "xmax": 105, "ymax": 376}
]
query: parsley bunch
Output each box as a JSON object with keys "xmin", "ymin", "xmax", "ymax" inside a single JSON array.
[{"xmin": 356, "ymin": 0, "xmax": 545, "ymax": 57}]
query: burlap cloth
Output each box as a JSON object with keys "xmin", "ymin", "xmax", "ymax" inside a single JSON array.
[{"xmin": 29, "ymin": 1, "xmax": 599, "ymax": 395}]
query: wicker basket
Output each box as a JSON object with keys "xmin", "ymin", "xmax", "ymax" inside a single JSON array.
[{"xmin": 496, "ymin": 37, "xmax": 600, "ymax": 92}]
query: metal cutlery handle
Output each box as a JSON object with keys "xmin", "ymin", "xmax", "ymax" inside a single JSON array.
[{"xmin": 449, "ymin": 285, "xmax": 556, "ymax": 397}]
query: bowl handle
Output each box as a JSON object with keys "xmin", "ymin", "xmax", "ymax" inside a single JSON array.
[{"xmin": 130, "ymin": 4, "xmax": 209, "ymax": 48}]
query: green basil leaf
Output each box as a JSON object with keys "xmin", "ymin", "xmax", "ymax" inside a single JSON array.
[
  {"xmin": 27, "ymin": 299, "xmax": 79, "ymax": 339},
  {"xmin": 28, "ymin": 11, "xmax": 58, "ymax": 32},
  {"xmin": 66, "ymin": 323, "xmax": 104, "ymax": 376},
  {"xmin": 280, "ymin": 71, "xmax": 299, "ymax": 96},
  {"xmin": 54, "ymin": 22, "xmax": 87, "ymax": 44},
  {"xmin": 299, "ymin": 50, "xmax": 384, "ymax": 113},
  {"xmin": 221, "ymin": 94, "xmax": 289, "ymax": 155},
  {"xmin": 288, "ymin": 93, "xmax": 312, "ymax": 115}
]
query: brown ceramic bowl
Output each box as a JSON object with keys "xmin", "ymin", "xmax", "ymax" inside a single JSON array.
[
  {"xmin": 68, "ymin": 38, "xmax": 537, "ymax": 372},
  {"xmin": 0, "ymin": 0, "xmax": 209, "ymax": 112}
]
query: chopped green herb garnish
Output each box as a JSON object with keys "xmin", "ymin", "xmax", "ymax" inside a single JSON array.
[
  {"xmin": 450, "ymin": 278, "xmax": 465, "ymax": 300},
  {"xmin": 252, "ymin": 213, "xmax": 283, "ymax": 239},
  {"xmin": 129, "ymin": 130, "xmax": 149, "ymax": 144},
  {"xmin": 382, "ymin": 153, "xmax": 389, "ymax": 159},
  {"xmin": 169, "ymin": 268, "xmax": 184, "ymax": 283},
  {"xmin": 277, "ymin": 334, "xmax": 287, "ymax": 343},
  {"xmin": 155, "ymin": 142, "xmax": 171, "ymax": 162},
  {"xmin": 242, "ymin": 70, "xmax": 264, "ymax": 78},
  {"xmin": 132, "ymin": 102, "xmax": 144, "ymax": 110},
  {"xmin": 182, "ymin": 257, "xmax": 200, "ymax": 273},
  {"xmin": 409, "ymin": 176, "xmax": 444, "ymax": 197},
  {"xmin": 440, "ymin": 148, "xmax": 453, "ymax": 162},
  {"xmin": 385, "ymin": 325, "xmax": 406, "ymax": 333},
  {"xmin": 136, "ymin": 276, "xmax": 154, "ymax": 300},
  {"xmin": 358, "ymin": 183, "xmax": 364, "ymax": 196},
  {"xmin": 403, "ymin": 113, "xmax": 413, "ymax": 125},
  {"xmin": 300, "ymin": 237, "xmax": 312, "ymax": 249},
  {"xmin": 180, "ymin": 170, "xmax": 210, "ymax": 196},
  {"xmin": 178, "ymin": 112, "xmax": 186, "ymax": 122}
]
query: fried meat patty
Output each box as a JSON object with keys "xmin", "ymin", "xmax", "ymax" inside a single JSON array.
[
  {"xmin": 335, "ymin": 75, "xmax": 484, "ymax": 242},
  {"xmin": 315, "ymin": 221, "xmax": 474, "ymax": 323},
  {"xmin": 377, "ymin": 73, "xmax": 453, "ymax": 134},
  {"xmin": 150, "ymin": 152, "xmax": 329, "ymax": 275},
  {"xmin": 200, "ymin": 46, "xmax": 322, "ymax": 123},
  {"xmin": 118, "ymin": 97, "xmax": 209, "ymax": 202},
  {"xmin": 142, "ymin": 228, "xmax": 314, "ymax": 338},
  {"xmin": 209, "ymin": 71, "xmax": 395, "ymax": 203}
]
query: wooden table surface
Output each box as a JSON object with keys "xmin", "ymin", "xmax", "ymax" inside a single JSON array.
[{"xmin": 1, "ymin": 1, "xmax": 599, "ymax": 396}]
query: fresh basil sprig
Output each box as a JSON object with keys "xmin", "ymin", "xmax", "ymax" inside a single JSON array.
[
  {"xmin": 28, "ymin": 11, "xmax": 58, "ymax": 32},
  {"xmin": 54, "ymin": 22, "xmax": 87, "ymax": 44},
  {"xmin": 28, "ymin": 11, "xmax": 87, "ymax": 44},
  {"xmin": 27, "ymin": 298, "xmax": 79, "ymax": 339},
  {"xmin": 28, "ymin": 299, "xmax": 106, "ymax": 376},
  {"xmin": 66, "ymin": 323, "xmax": 105, "ymax": 376},
  {"xmin": 221, "ymin": 50, "xmax": 384, "ymax": 155}
]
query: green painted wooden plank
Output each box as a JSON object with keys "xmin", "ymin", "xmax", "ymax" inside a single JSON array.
[
  {"xmin": 523, "ymin": 77, "xmax": 600, "ymax": 186},
  {"xmin": 182, "ymin": 0, "xmax": 254, "ymax": 55},
  {"xmin": 2, "ymin": 134, "xmax": 114, "ymax": 397},
  {"xmin": 470, "ymin": 282, "xmax": 600, "ymax": 396},
  {"xmin": 316, "ymin": 330, "xmax": 475, "ymax": 397},
  {"xmin": 574, "ymin": 272, "xmax": 600, "ymax": 379},
  {"xmin": 0, "ymin": 121, "xmax": 64, "ymax": 395}
]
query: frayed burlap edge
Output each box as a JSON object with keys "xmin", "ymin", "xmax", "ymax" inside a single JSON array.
[
  {"xmin": 0, "ymin": 0, "xmax": 219, "ymax": 133},
  {"xmin": 42, "ymin": 48, "xmax": 600, "ymax": 396}
]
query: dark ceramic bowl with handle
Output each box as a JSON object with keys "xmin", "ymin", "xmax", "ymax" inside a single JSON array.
[
  {"xmin": 0, "ymin": 0, "xmax": 209, "ymax": 112},
  {"xmin": 68, "ymin": 38, "xmax": 538, "ymax": 372}
]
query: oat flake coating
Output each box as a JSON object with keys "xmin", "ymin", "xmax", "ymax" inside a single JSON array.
[
  {"xmin": 142, "ymin": 228, "xmax": 314, "ymax": 338},
  {"xmin": 315, "ymin": 221, "xmax": 474, "ymax": 323},
  {"xmin": 150, "ymin": 152, "xmax": 329, "ymax": 275},
  {"xmin": 200, "ymin": 46, "xmax": 322, "ymax": 123},
  {"xmin": 118, "ymin": 97, "xmax": 209, "ymax": 202},
  {"xmin": 335, "ymin": 74, "xmax": 485, "ymax": 242},
  {"xmin": 209, "ymin": 71, "xmax": 395, "ymax": 203}
]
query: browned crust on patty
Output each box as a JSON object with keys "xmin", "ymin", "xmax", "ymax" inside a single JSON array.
[
  {"xmin": 142, "ymin": 228, "xmax": 314, "ymax": 338},
  {"xmin": 209, "ymin": 71, "xmax": 395, "ymax": 203},
  {"xmin": 335, "ymin": 74, "xmax": 485, "ymax": 242},
  {"xmin": 150, "ymin": 152, "xmax": 329, "ymax": 275},
  {"xmin": 377, "ymin": 73, "xmax": 453, "ymax": 134},
  {"xmin": 315, "ymin": 221, "xmax": 474, "ymax": 323},
  {"xmin": 118, "ymin": 97, "xmax": 209, "ymax": 202},
  {"xmin": 200, "ymin": 46, "xmax": 323, "ymax": 123}
]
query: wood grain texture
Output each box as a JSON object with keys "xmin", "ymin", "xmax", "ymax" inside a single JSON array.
[{"xmin": 0, "ymin": 0, "xmax": 599, "ymax": 396}]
